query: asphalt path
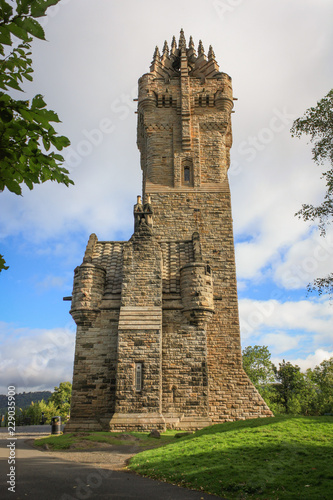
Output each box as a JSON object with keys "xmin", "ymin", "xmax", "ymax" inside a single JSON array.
[{"xmin": 0, "ymin": 426, "xmax": 224, "ymax": 500}]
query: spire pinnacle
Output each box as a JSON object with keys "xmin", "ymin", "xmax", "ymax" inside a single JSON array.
[
  {"xmin": 179, "ymin": 28, "xmax": 186, "ymax": 51},
  {"xmin": 153, "ymin": 45, "xmax": 160, "ymax": 61},
  {"xmin": 171, "ymin": 35, "xmax": 177, "ymax": 55},
  {"xmin": 162, "ymin": 40, "xmax": 169, "ymax": 55},
  {"xmin": 208, "ymin": 45, "xmax": 216, "ymax": 60},
  {"xmin": 198, "ymin": 40, "xmax": 205, "ymax": 56},
  {"xmin": 189, "ymin": 35, "xmax": 195, "ymax": 49}
]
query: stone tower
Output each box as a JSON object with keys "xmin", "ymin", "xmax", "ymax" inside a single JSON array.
[{"xmin": 66, "ymin": 31, "xmax": 272, "ymax": 432}]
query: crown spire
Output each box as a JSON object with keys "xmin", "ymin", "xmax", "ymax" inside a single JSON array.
[
  {"xmin": 179, "ymin": 28, "xmax": 186, "ymax": 51},
  {"xmin": 208, "ymin": 45, "xmax": 216, "ymax": 60},
  {"xmin": 162, "ymin": 40, "xmax": 169, "ymax": 55},
  {"xmin": 153, "ymin": 45, "xmax": 161, "ymax": 62},
  {"xmin": 171, "ymin": 35, "xmax": 177, "ymax": 55},
  {"xmin": 198, "ymin": 40, "xmax": 205, "ymax": 56},
  {"xmin": 149, "ymin": 33, "xmax": 221, "ymax": 79}
]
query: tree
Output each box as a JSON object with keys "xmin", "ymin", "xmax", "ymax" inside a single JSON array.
[
  {"xmin": 0, "ymin": 0, "xmax": 73, "ymax": 271},
  {"xmin": 242, "ymin": 345, "xmax": 275, "ymax": 388},
  {"xmin": 291, "ymin": 89, "xmax": 333, "ymax": 297},
  {"xmin": 48, "ymin": 381, "xmax": 71, "ymax": 418},
  {"xmin": 310, "ymin": 357, "xmax": 333, "ymax": 414},
  {"xmin": 274, "ymin": 360, "xmax": 307, "ymax": 414},
  {"xmin": 242, "ymin": 345, "xmax": 279, "ymax": 412}
]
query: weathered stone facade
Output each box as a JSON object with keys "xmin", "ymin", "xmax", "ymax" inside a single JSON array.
[{"xmin": 66, "ymin": 31, "xmax": 273, "ymax": 432}]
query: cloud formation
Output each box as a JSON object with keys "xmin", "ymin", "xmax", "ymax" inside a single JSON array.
[
  {"xmin": 0, "ymin": 323, "xmax": 75, "ymax": 394},
  {"xmin": 1, "ymin": 0, "xmax": 333, "ymax": 392}
]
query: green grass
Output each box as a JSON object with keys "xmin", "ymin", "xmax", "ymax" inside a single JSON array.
[
  {"xmin": 128, "ymin": 417, "xmax": 333, "ymax": 499},
  {"xmin": 34, "ymin": 430, "xmax": 178, "ymax": 450}
]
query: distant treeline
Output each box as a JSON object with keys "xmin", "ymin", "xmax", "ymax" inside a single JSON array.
[{"xmin": 0, "ymin": 391, "xmax": 52, "ymax": 415}]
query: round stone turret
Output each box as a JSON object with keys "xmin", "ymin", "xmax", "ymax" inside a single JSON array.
[
  {"xmin": 70, "ymin": 262, "xmax": 106, "ymax": 326},
  {"xmin": 180, "ymin": 262, "xmax": 214, "ymax": 325}
]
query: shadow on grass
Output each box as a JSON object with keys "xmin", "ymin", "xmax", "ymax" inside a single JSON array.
[{"xmin": 129, "ymin": 418, "xmax": 333, "ymax": 499}]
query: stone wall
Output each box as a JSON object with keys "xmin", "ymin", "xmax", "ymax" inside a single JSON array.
[{"xmin": 67, "ymin": 33, "xmax": 273, "ymax": 433}]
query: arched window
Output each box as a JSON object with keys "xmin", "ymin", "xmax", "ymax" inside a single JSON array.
[{"xmin": 182, "ymin": 158, "xmax": 193, "ymax": 185}]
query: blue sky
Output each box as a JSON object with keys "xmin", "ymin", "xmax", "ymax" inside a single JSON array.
[{"xmin": 1, "ymin": 0, "xmax": 333, "ymax": 394}]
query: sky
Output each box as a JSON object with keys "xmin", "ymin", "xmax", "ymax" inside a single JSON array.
[{"xmin": 1, "ymin": 0, "xmax": 333, "ymax": 394}]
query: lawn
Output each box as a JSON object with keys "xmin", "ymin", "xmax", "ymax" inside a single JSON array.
[
  {"xmin": 34, "ymin": 429, "xmax": 178, "ymax": 450},
  {"xmin": 128, "ymin": 416, "xmax": 333, "ymax": 499}
]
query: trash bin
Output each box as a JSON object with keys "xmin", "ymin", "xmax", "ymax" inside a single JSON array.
[{"xmin": 51, "ymin": 416, "xmax": 61, "ymax": 435}]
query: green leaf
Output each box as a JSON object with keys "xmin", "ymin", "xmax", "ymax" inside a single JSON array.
[
  {"xmin": 7, "ymin": 22, "xmax": 30, "ymax": 42},
  {"xmin": 51, "ymin": 135, "xmax": 71, "ymax": 150},
  {"xmin": 17, "ymin": 108, "xmax": 33, "ymax": 121},
  {"xmin": 42, "ymin": 137, "xmax": 50, "ymax": 150},
  {"xmin": 31, "ymin": 94, "xmax": 46, "ymax": 110},
  {"xmin": 5, "ymin": 179, "xmax": 22, "ymax": 195},
  {"xmin": 16, "ymin": 0, "xmax": 31, "ymax": 15},
  {"xmin": 0, "ymin": 107, "xmax": 13, "ymax": 122},
  {"xmin": 0, "ymin": 25, "xmax": 12, "ymax": 46},
  {"xmin": 30, "ymin": 0, "xmax": 61, "ymax": 18},
  {"xmin": 0, "ymin": 0, "xmax": 13, "ymax": 22},
  {"xmin": 0, "ymin": 254, "xmax": 9, "ymax": 272},
  {"xmin": 14, "ymin": 17, "xmax": 46, "ymax": 41},
  {"xmin": 5, "ymin": 77, "xmax": 23, "ymax": 91}
]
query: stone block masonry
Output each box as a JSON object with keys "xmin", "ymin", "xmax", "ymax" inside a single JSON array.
[{"xmin": 65, "ymin": 30, "xmax": 272, "ymax": 433}]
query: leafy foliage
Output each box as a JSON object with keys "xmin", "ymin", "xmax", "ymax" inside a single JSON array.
[
  {"xmin": 242, "ymin": 345, "xmax": 275, "ymax": 388},
  {"xmin": 0, "ymin": 389, "xmax": 51, "ymax": 415},
  {"xmin": 243, "ymin": 346, "xmax": 333, "ymax": 416},
  {"xmin": 291, "ymin": 89, "xmax": 333, "ymax": 296},
  {"xmin": 0, "ymin": 0, "xmax": 73, "ymax": 271},
  {"xmin": 48, "ymin": 381, "xmax": 71, "ymax": 417},
  {"xmin": 2, "ymin": 382, "xmax": 72, "ymax": 425}
]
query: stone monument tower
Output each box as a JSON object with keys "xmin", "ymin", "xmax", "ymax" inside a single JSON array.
[{"xmin": 66, "ymin": 31, "xmax": 272, "ymax": 432}]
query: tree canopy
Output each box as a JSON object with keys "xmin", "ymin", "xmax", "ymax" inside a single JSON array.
[
  {"xmin": 0, "ymin": 0, "xmax": 73, "ymax": 271},
  {"xmin": 242, "ymin": 345, "xmax": 275, "ymax": 388},
  {"xmin": 242, "ymin": 345, "xmax": 333, "ymax": 416},
  {"xmin": 291, "ymin": 89, "xmax": 333, "ymax": 297}
]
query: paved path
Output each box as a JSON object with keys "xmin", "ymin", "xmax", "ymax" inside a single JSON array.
[{"xmin": 0, "ymin": 427, "xmax": 224, "ymax": 499}]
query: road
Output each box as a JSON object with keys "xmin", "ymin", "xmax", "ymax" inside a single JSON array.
[{"xmin": 0, "ymin": 426, "xmax": 223, "ymax": 499}]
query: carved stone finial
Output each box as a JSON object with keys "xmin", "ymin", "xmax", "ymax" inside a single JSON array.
[
  {"xmin": 153, "ymin": 45, "xmax": 160, "ymax": 61},
  {"xmin": 162, "ymin": 40, "xmax": 169, "ymax": 55},
  {"xmin": 134, "ymin": 196, "xmax": 144, "ymax": 232},
  {"xmin": 208, "ymin": 45, "xmax": 216, "ymax": 60},
  {"xmin": 143, "ymin": 194, "xmax": 153, "ymax": 228},
  {"xmin": 189, "ymin": 35, "xmax": 195, "ymax": 49},
  {"xmin": 198, "ymin": 40, "xmax": 205, "ymax": 56},
  {"xmin": 171, "ymin": 35, "xmax": 177, "ymax": 54},
  {"xmin": 179, "ymin": 28, "xmax": 186, "ymax": 51}
]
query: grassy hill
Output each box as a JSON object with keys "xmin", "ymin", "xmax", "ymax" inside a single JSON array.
[{"xmin": 128, "ymin": 416, "xmax": 333, "ymax": 499}]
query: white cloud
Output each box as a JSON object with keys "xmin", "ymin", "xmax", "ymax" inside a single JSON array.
[
  {"xmin": 273, "ymin": 229, "xmax": 333, "ymax": 289},
  {"xmin": 0, "ymin": 323, "xmax": 75, "ymax": 394},
  {"xmin": 260, "ymin": 332, "xmax": 302, "ymax": 354},
  {"xmin": 240, "ymin": 298, "xmax": 333, "ymax": 364},
  {"xmin": 1, "ymin": 0, "xmax": 333, "ymax": 388},
  {"xmin": 35, "ymin": 274, "xmax": 69, "ymax": 291},
  {"xmin": 278, "ymin": 349, "xmax": 333, "ymax": 371}
]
